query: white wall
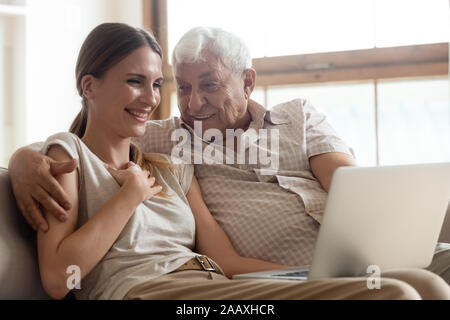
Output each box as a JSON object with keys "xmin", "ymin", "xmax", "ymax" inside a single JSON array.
[
  {"xmin": 0, "ymin": 0, "xmax": 143, "ymax": 166},
  {"xmin": 0, "ymin": 13, "xmax": 25, "ymax": 167},
  {"xmin": 0, "ymin": 18, "xmax": 4, "ymax": 165},
  {"xmin": 23, "ymin": 0, "xmax": 143, "ymax": 149}
]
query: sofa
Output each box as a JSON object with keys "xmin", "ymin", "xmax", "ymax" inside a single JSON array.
[{"xmin": 1, "ymin": 166, "xmax": 449, "ymax": 300}]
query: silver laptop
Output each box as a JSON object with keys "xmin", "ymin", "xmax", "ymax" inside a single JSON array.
[{"xmin": 232, "ymin": 163, "xmax": 450, "ymax": 281}]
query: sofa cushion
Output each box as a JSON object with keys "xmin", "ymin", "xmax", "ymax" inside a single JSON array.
[{"xmin": 0, "ymin": 167, "xmax": 49, "ymax": 299}]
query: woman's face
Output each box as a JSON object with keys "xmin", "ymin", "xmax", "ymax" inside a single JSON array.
[{"xmin": 87, "ymin": 46, "xmax": 163, "ymax": 138}]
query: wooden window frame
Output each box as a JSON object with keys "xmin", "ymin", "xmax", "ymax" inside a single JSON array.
[{"xmin": 143, "ymin": 0, "xmax": 449, "ymax": 125}]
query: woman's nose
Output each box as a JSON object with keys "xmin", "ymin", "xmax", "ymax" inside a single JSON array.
[{"xmin": 141, "ymin": 86, "xmax": 158, "ymax": 107}]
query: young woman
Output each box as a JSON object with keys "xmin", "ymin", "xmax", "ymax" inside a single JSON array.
[{"xmin": 37, "ymin": 23, "xmax": 450, "ymax": 300}]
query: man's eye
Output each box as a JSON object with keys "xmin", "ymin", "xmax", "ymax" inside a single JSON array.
[
  {"xmin": 153, "ymin": 82, "xmax": 162, "ymax": 88},
  {"xmin": 202, "ymin": 83, "xmax": 218, "ymax": 90}
]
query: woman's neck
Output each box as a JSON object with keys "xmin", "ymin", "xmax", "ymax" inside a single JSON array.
[{"xmin": 81, "ymin": 127, "xmax": 131, "ymax": 170}]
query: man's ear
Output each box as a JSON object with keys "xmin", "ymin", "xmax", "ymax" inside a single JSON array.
[
  {"xmin": 242, "ymin": 68, "xmax": 256, "ymax": 100},
  {"xmin": 81, "ymin": 74, "xmax": 95, "ymax": 99}
]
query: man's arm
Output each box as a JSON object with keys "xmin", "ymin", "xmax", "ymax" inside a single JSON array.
[
  {"xmin": 8, "ymin": 145, "xmax": 78, "ymax": 232},
  {"xmin": 309, "ymin": 152, "xmax": 356, "ymax": 192}
]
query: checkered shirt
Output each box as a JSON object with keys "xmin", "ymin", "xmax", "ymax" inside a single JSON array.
[{"xmin": 134, "ymin": 99, "xmax": 354, "ymax": 266}]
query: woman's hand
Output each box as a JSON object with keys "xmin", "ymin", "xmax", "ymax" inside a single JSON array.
[{"xmin": 106, "ymin": 162, "xmax": 162, "ymax": 205}]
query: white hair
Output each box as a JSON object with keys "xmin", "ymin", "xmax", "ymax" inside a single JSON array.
[{"xmin": 172, "ymin": 26, "xmax": 252, "ymax": 74}]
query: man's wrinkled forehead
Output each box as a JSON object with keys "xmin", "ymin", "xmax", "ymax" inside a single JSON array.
[{"xmin": 174, "ymin": 52, "xmax": 231, "ymax": 81}]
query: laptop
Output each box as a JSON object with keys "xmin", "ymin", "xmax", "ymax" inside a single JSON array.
[{"xmin": 232, "ymin": 163, "xmax": 450, "ymax": 281}]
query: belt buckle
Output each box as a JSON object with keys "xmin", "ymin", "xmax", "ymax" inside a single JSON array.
[{"xmin": 195, "ymin": 255, "xmax": 216, "ymax": 272}]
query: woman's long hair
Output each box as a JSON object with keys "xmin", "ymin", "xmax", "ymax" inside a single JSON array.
[{"xmin": 70, "ymin": 23, "xmax": 173, "ymax": 196}]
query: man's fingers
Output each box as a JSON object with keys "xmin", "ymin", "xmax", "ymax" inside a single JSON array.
[
  {"xmin": 50, "ymin": 158, "xmax": 78, "ymax": 176},
  {"xmin": 24, "ymin": 197, "xmax": 49, "ymax": 233},
  {"xmin": 17, "ymin": 199, "xmax": 38, "ymax": 231},
  {"xmin": 40, "ymin": 173, "xmax": 72, "ymax": 211},
  {"xmin": 33, "ymin": 185, "xmax": 68, "ymax": 222}
]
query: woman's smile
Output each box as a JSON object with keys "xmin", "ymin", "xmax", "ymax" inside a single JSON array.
[{"xmin": 125, "ymin": 107, "xmax": 153, "ymax": 123}]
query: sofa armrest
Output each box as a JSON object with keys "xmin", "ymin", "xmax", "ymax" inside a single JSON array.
[{"xmin": 0, "ymin": 167, "xmax": 50, "ymax": 299}]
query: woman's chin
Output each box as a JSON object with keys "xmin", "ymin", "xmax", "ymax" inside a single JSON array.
[{"xmin": 132, "ymin": 127, "xmax": 147, "ymax": 138}]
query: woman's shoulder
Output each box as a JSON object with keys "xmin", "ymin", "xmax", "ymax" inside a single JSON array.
[
  {"xmin": 45, "ymin": 132, "xmax": 81, "ymax": 143},
  {"xmin": 42, "ymin": 132, "xmax": 82, "ymax": 159},
  {"xmin": 147, "ymin": 153, "xmax": 194, "ymax": 196},
  {"xmin": 146, "ymin": 152, "xmax": 171, "ymax": 161},
  {"xmin": 147, "ymin": 153, "xmax": 193, "ymax": 169}
]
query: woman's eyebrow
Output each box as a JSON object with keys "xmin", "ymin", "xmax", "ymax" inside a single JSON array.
[
  {"xmin": 126, "ymin": 73, "xmax": 146, "ymax": 78},
  {"xmin": 126, "ymin": 74, "xmax": 164, "ymax": 82}
]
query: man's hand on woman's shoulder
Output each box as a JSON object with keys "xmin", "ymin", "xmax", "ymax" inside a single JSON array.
[{"xmin": 8, "ymin": 146, "xmax": 78, "ymax": 233}]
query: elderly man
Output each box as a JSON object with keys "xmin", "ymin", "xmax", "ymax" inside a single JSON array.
[{"xmin": 8, "ymin": 27, "xmax": 449, "ymax": 284}]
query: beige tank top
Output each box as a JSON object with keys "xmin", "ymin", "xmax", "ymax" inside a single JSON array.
[{"xmin": 42, "ymin": 132, "xmax": 198, "ymax": 300}]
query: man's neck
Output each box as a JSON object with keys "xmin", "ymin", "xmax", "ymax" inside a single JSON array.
[
  {"xmin": 225, "ymin": 110, "xmax": 252, "ymax": 152},
  {"xmin": 235, "ymin": 109, "xmax": 252, "ymax": 132}
]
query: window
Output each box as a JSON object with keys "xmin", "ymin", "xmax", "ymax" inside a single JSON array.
[
  {"xmin": 146, "ymin": 0, "xmax": 449, "ymax": 166},
  {"xmin": 378, "ymin": 78, "xmax": 450, "ymax": 165},
  {"xmin": 266, "ymin": 82, "xmax": 377, "ymax": 166},
  {"xmin": 167, "ymin": 0, "xmax": 449, "ymax": 58},
  {"xmin": 262, "ymin": 77, "xmax": 450, "ymax": 167}
]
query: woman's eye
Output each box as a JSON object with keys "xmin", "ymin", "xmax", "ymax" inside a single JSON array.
[
  {"xmin": 127, "ymin": 79, "xmax": 141, "ymax": 85},
  {"xmin": 153, "ymin": 82, "xmax": 162, "ymax": 88}
]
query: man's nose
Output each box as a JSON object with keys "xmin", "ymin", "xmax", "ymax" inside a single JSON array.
[{"xmin": 188, "ymin": 90, "xmax": 203, "ymax": 112}]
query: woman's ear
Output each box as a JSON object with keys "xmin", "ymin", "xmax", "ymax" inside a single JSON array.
[
  {"xmin": 242, "ymin": 68, "xmax": 256, "ymax": 100},
  {"xmin": 81, "ymin": 75, "xmax": 95, "ymax": 99}
]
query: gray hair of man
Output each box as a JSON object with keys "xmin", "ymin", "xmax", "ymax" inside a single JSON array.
[{"xmin": 172, "ymin": 26, "xmax": 253, "ymax": 74}]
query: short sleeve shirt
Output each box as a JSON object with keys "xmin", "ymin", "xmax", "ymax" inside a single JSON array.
[{"xmin": 134, "ymin": 99, "xmax": 354, "ymax": 266}]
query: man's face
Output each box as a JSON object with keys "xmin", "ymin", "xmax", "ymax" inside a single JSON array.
[{"xmin": 175, "ymin": 51, "xmax": 252, "ymax": 136}]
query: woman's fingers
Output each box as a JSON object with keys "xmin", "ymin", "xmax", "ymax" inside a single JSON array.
[
  {"xmin": 126, "ymin": 162, "xmax": 141, "ymax": 172},
  {"xmin": 106, "ymin": 166, "xmax": 123, "ymax": 184},
  {"xmin": 124, "ymin": 161, "xmax": 136, "ymax": 170},
  {"xmin": 148, "ymin": 185, "xmax": 163, "ymax": 198}
]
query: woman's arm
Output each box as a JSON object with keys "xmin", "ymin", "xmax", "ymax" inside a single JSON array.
[
  {"xmin": 186, "ymin": 177, "xmax": 289, "ymax": 278},
  {"xmin": 37, "ymin": 145, "xmax": 159, "ymax": 300}
]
